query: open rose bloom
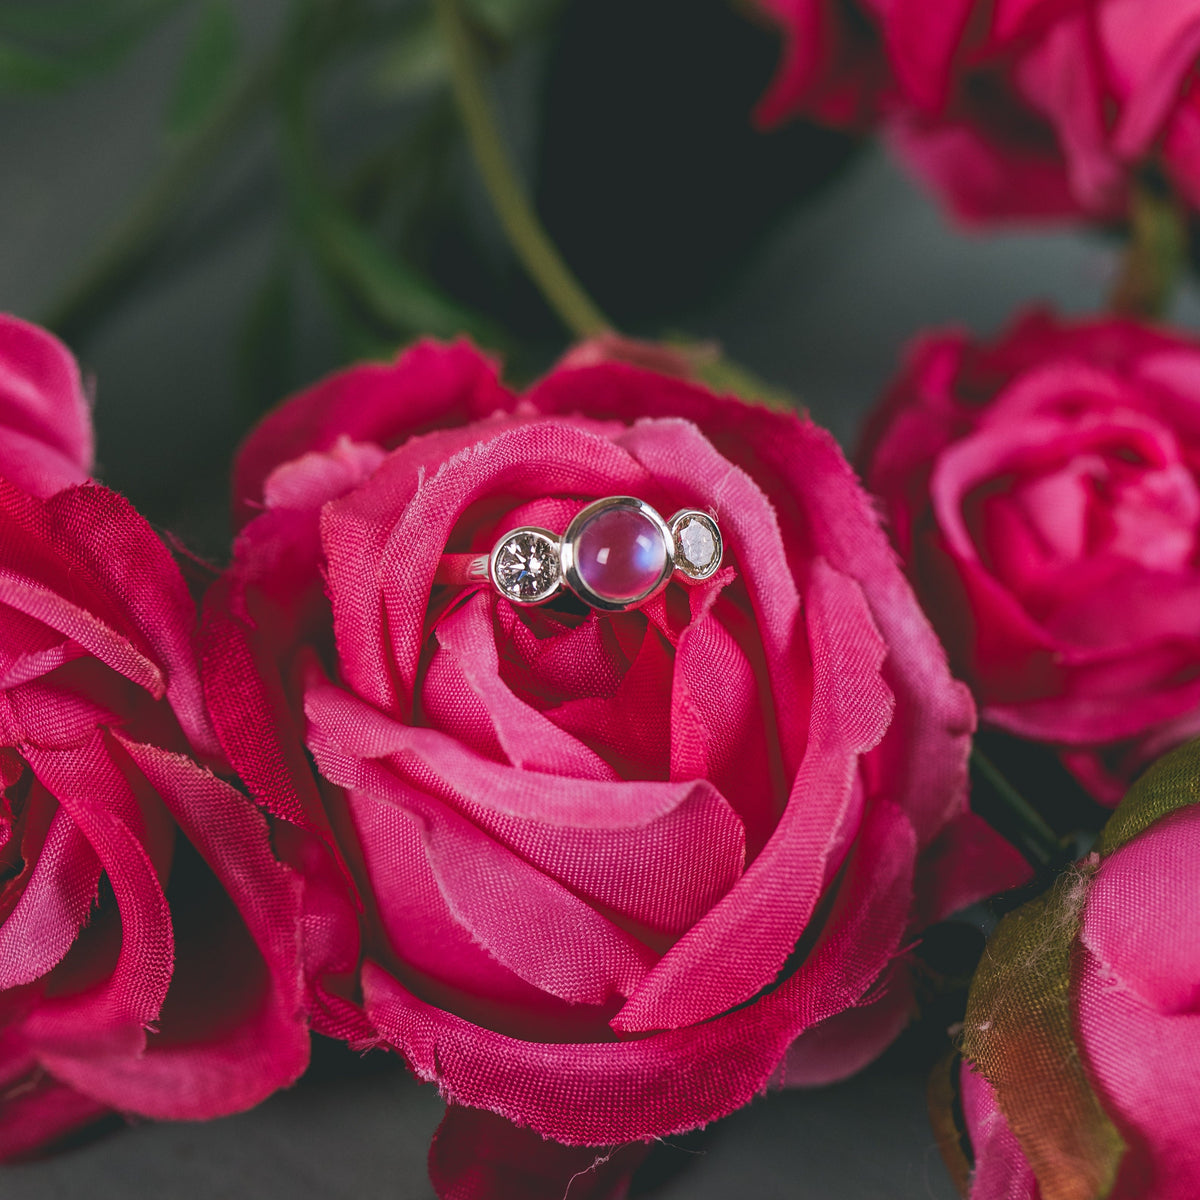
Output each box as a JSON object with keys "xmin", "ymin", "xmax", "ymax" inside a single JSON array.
[
  {"xmin": 0, "ymin": 316, "xmax": 308, "ymax": 1157},
  {"xmin": 204, "ymin": 338, "xmax": 1024, "ymax": 1194},
  {"xmin": 755, "ymin": 0, "xmax": 1200, "ymax": 222},
  {"xmin": 861, "ymin": 312, "xmax": 1200, "ymax": 803},
  {"xmin": 937, "ymin": 740, "xmax": 1200, "ymax": 1200}
]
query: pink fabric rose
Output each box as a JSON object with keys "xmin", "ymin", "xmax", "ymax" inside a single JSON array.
[
  {"xmin": 949, "ymin": 744, "xmax": 1200, "ymax": 1200},
  {"xmin": 203, "ymin": 337, "xmax": 1025, "ymax": 1196},
  {"xmin": 755, "ymin": 0, "xmax": 1200, "ymax": 222},
  {"xmin": 861, "ymin": 311, "xmax": 1200, "ymax": 803},
  {"xmin": 0, "ymin": 318, "xmax": 308, "ymax": 1158}
]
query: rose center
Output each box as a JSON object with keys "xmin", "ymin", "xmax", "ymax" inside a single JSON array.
[{"xmin": 1015, "ymin": 451, "xmax": 1200, "ymax": 572}]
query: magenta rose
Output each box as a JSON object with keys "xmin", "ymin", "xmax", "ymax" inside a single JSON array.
[
  {"xmin": 203, "ymin": 337, "xmax": 1025, "ymax": 1195},
  {"xmin": 0, "ymin": 317, "xmax": 308, "ymax": 1158},
  {"xmin": 944, "ymin": 742, "xmax": 1200, "ymax": 1200},
  {"xmin": 862, "ymin": 311, "xmax": 1200, "ymax": 803},
  {"xmin": 754, "ymin": 0, "xmax": 1200, "ymax": 222}
]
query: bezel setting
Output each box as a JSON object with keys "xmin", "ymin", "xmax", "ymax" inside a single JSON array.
[
  {"xmin": 488, "ymin": 526, "xmax": 563, "ymax": 606},
  {"xmin": 471, "ymin": 497, "xmax": 723, "ymax": 612},
  {"xmin": 559, "ymin": 496, "xmax": 676, "ymax": 613}
]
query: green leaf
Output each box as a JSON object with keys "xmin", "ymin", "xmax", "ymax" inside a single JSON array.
[
  {"xmin": 0, "ymin": 0, "xmax": 177, "ymax": 42},
  {"xmin": 166, "ymin": 0, "xmax": 239, "ymax": 139},
  {"xmin": 237, "ymin": 256, "xmax": 295, "ymax": 414},
  {"xmin": 0, "ymin": 38, "xmax": 75, "ymax": 90},
  {"xmin": 315, "ymin": 198, "xmax": 500, "ymax": 343},
  {"xmin": 927, "ymin": 1053, "xmax": 973, "ymax": 1200},
  {"xmin": 372, "ymin": 14, "xmax": 449, "ymax": 98},
  {"xmin": 962, "ymin": 869, "xmax": 1126, "ymax": 1200},
  {"xmin": 277, "ymin": 3, "xmax": 503, "ymax": 350},
  {"xmin": 463, "ymin": 0, "xmax": 563, "ymax": 41},
  {"xmin": 0, "ymin": 0, "xmax": 185, "ymax": 94},
  {"xmin": 367, "ymin": 0, "xmax": 563, "ymax": 100}
]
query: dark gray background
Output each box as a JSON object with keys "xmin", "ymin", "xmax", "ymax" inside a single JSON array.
[{"xmin": 1, "ymin": 4, "xmax": 1192, "ymax": 1197}]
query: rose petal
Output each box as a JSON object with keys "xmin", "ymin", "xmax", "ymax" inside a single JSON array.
[
  {"xmin": 41, "ymin": 486, "xmax": 217, "ymax": 757},
  {"xmin": 780, "ymin": 963, "xmax": 913, "ymax": 1087},
  {"xmin": 960, "ymin": 1065, "xmax": 1040, "ymax": 1200},
  {"xmin": 363, "ymin": 797, "xmax": 915, "ymax": 1145},
  {"xmin": 0, "ymin": 315, "xmax": 93, "ymax": 497},
  {"xmin": 1101, "ymin": 1, "xmax": 1200, "ymax": 160},
  {"xmin": 611, "ymin": 558, "xmax": 892, "ymax": 1032},
  {"xmin": 0, "ymin": 1074, "xmax": 112, "ymax": 1163},
  {"xmin": 347, "ymin": 787, "xmax": 618, "ymax": 1041},
  {"xmin": 307, "ymin": 685, "xmax": 660, "ymax": 1005},
  {"xmin": 426, "ymin": 593, "xmax": 617, "ymax": 780},
  {"xmin": 0, "ymin": 806, "xmax": 100, "ymax": 990},
  {"xmin": 56, "ymin": 739, "xmax": 312, "ymax": 1119},
  {"xmin": 883, "ymin": 0, "xmax": 975, "ymax": 111},
  {"xmin": 233, "ymin": 339, "xmax": 512, "ymax": 525},
  {"xmin": 21, "ymin": 740, "xmax": 173, "ymax": 1065},
  {"xmin": 429, "ymin": 1104, "xmax": 650, "ymax": 1200},
  {"xmin": 1076, "ymin": 944, "xmax": 1200, "ymax": 1198},
  {"xmin": 1079, "ymin": 804, "xmax": 1200, "ymax": 1015}
]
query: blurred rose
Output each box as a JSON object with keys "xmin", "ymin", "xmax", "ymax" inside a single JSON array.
[
  {"xmin": 946, "ymin": 741, "xmax": 1200, "ymax": 1199},
  {"xmin": 204, "ymin": 337, "xmax": 1024, "ymax": 1197},
  {"xmin": 862, "ymin": 312, "xmax": 1200, "ymax": 802},
  {"xmin": 755, "ymin": 0, "xmax": 1200, "ymax": 222},
  {"xmin": 0, "ymin": 315, "xmax": 93, "ymax": 497},
  {"xmin": 0, "ymin": 317, "xmax": 308, "ymax": 1158}
]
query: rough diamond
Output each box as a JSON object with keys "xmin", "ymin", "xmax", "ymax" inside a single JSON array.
[{"xmin": 678, "ymin": 519, "xmax": 717, "ymax": 571}]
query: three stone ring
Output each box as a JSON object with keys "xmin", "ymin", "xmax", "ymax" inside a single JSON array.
[{"xmin": 435, "ymin": 496, "xmax": 723, "ymax": 613}]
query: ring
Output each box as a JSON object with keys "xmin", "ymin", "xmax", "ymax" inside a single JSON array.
[{"xmin": 435, "ymin": 496, "xmax": 723, "ymax": 612}]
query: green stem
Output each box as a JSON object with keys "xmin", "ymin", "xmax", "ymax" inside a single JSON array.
[
  {"xmin": 41, "ymin": 51, "xmax": 277, "ymax": 342},
  {"xmin": 276, "ymin": 9, "xmax": 504, "ymax": 347},
  {"xmin": 1109, "ymin": 175, "xmax": 1188, "ymax": 320},
  {"xmin": 435, "ymin": 0, "xmax": 611, "ymax": 340},
  {"xmin": 971, "ymin": 746, "xmax": 1064, "ymax": 871}
]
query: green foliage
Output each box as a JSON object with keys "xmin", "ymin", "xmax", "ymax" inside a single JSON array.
[
  {"xmin": 962, "ymin": 867, "xmax": 1126, "ymax": 1200},
  {"xmin": 278, "ymin": 0, "xmax": 504, "ymax": 351},
  {"xmin": 371, "ymin": 0, "xmax": 564, "ymax": 99},
  {"xmin": 372, "ymin": 12, "xmax": 448, "ymax": 97},
  {"xmin": 464, "ymin": 0, "xmax": 564, "ymax": 41},
  {"xmin": 290, "ymin": 143, "xmax": 504, "ymax": 348},
  {"xmin": 166, "ymin": 0, "xmax": 239, "ymax": 139},
  {"xmin": 0, "ymin": 0, "xmax": 184, "ymax": 94},
  {"xmin": 238, "ymin": 255, "xmax": 296, "ymax": 414}
]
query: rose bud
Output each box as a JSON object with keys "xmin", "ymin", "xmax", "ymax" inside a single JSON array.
[
  {"xmin": 0, "ymin": 316, "xmax": 308, "ymax": 1158},
  {"xmin": 753, "ymin": 0, "xmax": 1200, "ymax": 222},
  {"xmin": 203, "ymin": 337, "xmax": 1026, "ymax": 1197},
  {"xmin": 934, "ymin": 739, "xmax": 1200, "ymax": 1200},
  {"xmin": 862, "ymin": 312, "xmax": 1200, "ymax": 803}
]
